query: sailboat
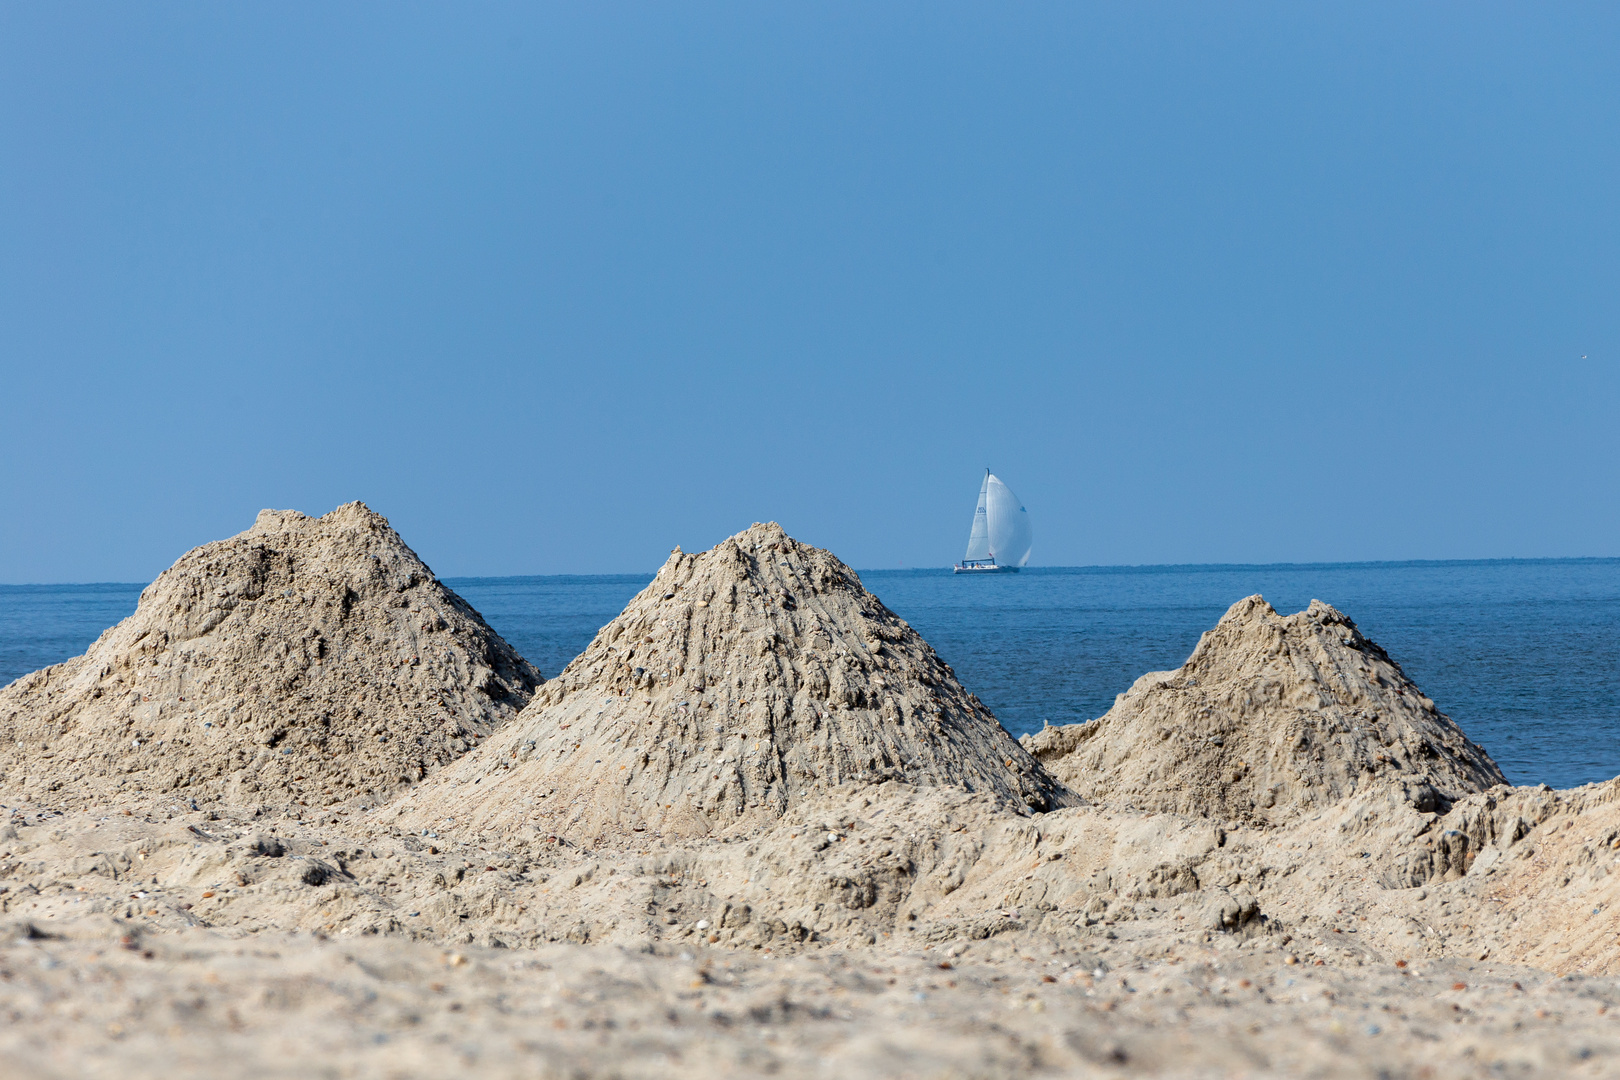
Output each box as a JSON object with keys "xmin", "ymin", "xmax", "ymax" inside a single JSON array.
[{"xmin": 954, "ymin": 469, "xmax": 1033, "ymax": 573}]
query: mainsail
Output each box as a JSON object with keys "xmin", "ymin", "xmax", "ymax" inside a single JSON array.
[{"xmin": 962, "ymin": 469, "xmax": 1033, "ymax": 567}]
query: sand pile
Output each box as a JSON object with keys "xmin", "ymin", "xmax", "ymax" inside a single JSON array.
[
  {"xmin": 1022, "ymin": 596, "xmax": 1505, "ymax": 821},
  {"xmin": 401, "ymin": 523, "xmax": 1072, "ymax": 843},
  {"xmin": 0, "ymin": 503, "xmax": 541, "ymax": 807},
  {"xmin": 1389, "ymin": 777, "xmax": 1620, "ymax": 974}
]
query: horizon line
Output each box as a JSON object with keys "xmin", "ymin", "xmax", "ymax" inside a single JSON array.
[{"xmin": 7, "ymin": 553, "xmax": 1618, "ymax": 589}]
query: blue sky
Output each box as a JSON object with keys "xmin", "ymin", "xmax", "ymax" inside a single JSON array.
[{"xmin": 2, "ymin": 3, "xmax": 1616, "ymax": 581}]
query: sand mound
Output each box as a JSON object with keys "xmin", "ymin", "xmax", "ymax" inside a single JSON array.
[
  {"xmin": 1021, "ymin": 595, "xmax": 1505, "ymax": 822},
  {"xmin": 0, "ymin": 502, "xmax": 541, "ymax": 807},
  {"xmin": 400, "ymin": 523, "xmax": 1073, "ymax": 842},
  {"xmin": 1387, "ymin": 777, "xmax": 1620, "ymax": 974}
]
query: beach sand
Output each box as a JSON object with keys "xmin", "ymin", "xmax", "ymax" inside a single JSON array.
[{"xmin": 5, "ymin": 510, "xmax": 1620, "ymax": 1077}]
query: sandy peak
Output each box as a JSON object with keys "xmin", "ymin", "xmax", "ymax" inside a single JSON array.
[
  {"xmin": 1022, "ymin": 594, "xmax": 1505, "ymax": 822},
  {"xmin": 0, "ymin": 503, "xmax": 541, "ymax": 809},
  {"xmin": 400, "ymin": 522, "xmax": 1076, "ymax": 844}
]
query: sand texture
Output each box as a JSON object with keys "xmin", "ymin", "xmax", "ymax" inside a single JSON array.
[
  {"xmin": 3, "ymin": 511, "xmax": 1620, "ymax": 1078},
  {"xmin": 1021, "ymin": 596, "xmax": 1506, "ymax": 821},
  {"xmin": 400, "ymin": 523, "xmax": 1072, "ymax": 845},
  {"xmin": 3, "ymin": 918, "xmax": 1616, "ymax": 1080},
  {"xmin": 0, "ymin": 503, "xmax": 541, "ymax": 809}
]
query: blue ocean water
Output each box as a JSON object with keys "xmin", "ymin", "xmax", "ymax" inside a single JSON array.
[
  {"xmin": 3, "ymin": 559, "xmax": 1617, "ymax": 789},
  {"xmin": 0, "ymin": 583, "xmax": 146, "ymax": 690}
]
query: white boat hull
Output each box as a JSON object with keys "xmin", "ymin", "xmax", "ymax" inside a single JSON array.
[{"xmin": 953, "ymin": 560, "xmax": 1019, "ymax": 574}]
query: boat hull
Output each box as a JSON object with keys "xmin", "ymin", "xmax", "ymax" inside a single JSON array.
[{"xmin": 953, "ymin": 561, "xmax": 1020, "ymax": 574}]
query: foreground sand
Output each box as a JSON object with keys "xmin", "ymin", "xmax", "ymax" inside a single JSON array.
[
  {"xmin": 6, "ymin": 784, "xmax": 1620, "ymax": 1079},
  {"xmin": 5, "ymin": 914, "xmax": 1615, "ymax": 1079}
]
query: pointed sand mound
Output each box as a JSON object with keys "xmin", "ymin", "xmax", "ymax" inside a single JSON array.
[
  {"xmin": 1021, "ymin": 595, "xmax": 1505, "ymax": 821},
  {"xmin": 0, "ymin": 503, "xmax": 542, "ymax": 807},
  {"xmin": 400, "ymin": 523, "xmax": 1073, "ymax": 842}
]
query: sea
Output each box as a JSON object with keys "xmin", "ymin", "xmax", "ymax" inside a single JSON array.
[{"xmin": 3, "ymin": 559, "xmax": 1617, "ymax": 790}]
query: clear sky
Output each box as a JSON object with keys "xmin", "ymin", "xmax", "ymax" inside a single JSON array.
[{"xmin": 2, "ymin": 3, "xmax": 1616, "ymax": 582}]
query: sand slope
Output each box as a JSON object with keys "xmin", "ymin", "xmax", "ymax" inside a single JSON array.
[
  {"xmin": 400, "ymin": 523, "xmax": 1072, "ymax": 844},
  {"xmin": 1022, "ymin": 596, "xmax": 1505, "ymax": 821},
  {"xmin": 0, "ymin": 503, "xmax": 541, "ymax": 808}
]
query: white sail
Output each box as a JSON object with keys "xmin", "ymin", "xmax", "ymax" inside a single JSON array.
[
  {"xmin": 985, "ymin": 473, "xmax": 1033, "ymax": 567},
  {"xmin": 963, "ymin": 471, "xmax": 991, "ymax": 561}
]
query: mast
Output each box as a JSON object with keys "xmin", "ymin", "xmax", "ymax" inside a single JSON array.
[{"xmin": 963, "ymin": 469, "xmax": 992, "ymax": 562}]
